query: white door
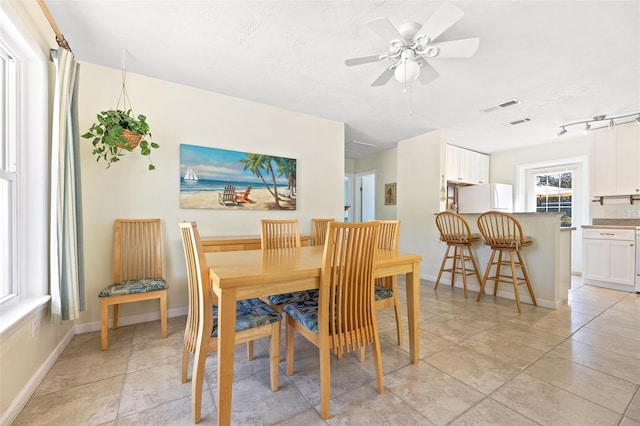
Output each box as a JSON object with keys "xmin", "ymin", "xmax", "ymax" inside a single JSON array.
[{"xmin": 356, "ymin": 172, "xmax": 375, "ymax": 222}]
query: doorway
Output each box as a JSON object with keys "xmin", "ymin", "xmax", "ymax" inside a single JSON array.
[{"xmin": 356, "ymin": 171, "xmax": 375, "ymax": 222}]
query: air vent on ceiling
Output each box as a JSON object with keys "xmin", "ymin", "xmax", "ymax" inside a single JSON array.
[
  {"xmin": 345, "ymin": 140, "xmax": 376, "ymax": 152},
  {"xmin": 481, "ymin": 98, "xmax": 522, "ymax": 113},
  {"xmin": 507, "ymin": 117, "xmax": 532, "ymax": 126}
]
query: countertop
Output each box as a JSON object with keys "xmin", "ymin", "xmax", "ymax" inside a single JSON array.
[
  {"xmin": 582, "ymin": 225, "xmax": 639, "ymax": 229},
  {"xmin": 591, "ymin": 218, "xmax": 640, "ymax": 227}
]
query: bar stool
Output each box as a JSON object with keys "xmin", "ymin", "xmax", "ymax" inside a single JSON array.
[
  {"xmin": 476, "ymin": 211, "xmax": 536, "ymax": 312},
  {"xmin": 434, "ymin": 211, "xmax": 482, "ymax": 298}
]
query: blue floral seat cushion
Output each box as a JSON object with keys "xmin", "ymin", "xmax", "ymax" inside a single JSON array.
[
  {"xmin": 212, "ymin": 298, "xmax": 282, "ymax": 337},
  {"xmin": 374, "ymin": 285, "xmax": 394, "ymax": 301},
  {"xmin": 283, "ymin": 299, "xmax": 320, "ymax": 333},
  {"xmin": 98, "ymin": 278, "xmax": 167, "ymax": 297},
  {"xmin": 267, "ymin": 289, "xmax": 318, "ymax": 306}
]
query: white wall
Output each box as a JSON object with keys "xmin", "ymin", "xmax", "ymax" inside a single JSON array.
[
  {"xmin": 77, "ymin": 63, "xmax": 345, "ymax": 326},
  {"xmin": 353, "ymin": 148, "xmax": 398, "ymax": 220},
  {"xmin": 396, "ymin": 130, "xmax": 447, "ymax": 279}
]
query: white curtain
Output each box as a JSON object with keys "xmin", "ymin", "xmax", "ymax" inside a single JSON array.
[{"xmin": 50, "ymin": 47, "xmax": 85, "ymax": 323}]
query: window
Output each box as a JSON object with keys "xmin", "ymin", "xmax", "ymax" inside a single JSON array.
[
  {"xmin": 0, "ymin": 28, "xmax": 18, "ymax": 303},
  {"xmin": 535, "ymin": 171, "xmax": 573, "ymax": 227},
  {"xmin": 0, "ymin": 6, "xmax": 49, "ymax": 325}
]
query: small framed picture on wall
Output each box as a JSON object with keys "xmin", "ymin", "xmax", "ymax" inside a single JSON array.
[{"xmin": 384, "ymin": 183, "xmax": 396, "ymax": 205}]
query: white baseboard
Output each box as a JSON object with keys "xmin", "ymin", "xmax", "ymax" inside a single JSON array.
[
  {"xmin": 1, "ymin": 326, "xmax": 75, "ymax": 426},
  {"xmin": 74, "ymin": 306, "xmax": 188, "ymax": 334}
]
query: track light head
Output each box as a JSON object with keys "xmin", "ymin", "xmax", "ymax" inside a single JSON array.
[
  {"xmin": 583, "ymin": 122, "xmax": 591, "ymax": 133},
  {"xmin": 557, "ymin": 126, "xmax": 567, "ymax": 137},
  {"xmin": 636, "ymin": 114, "xmax": 640, "ymax": 124}
]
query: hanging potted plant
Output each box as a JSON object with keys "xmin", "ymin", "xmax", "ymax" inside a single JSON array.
[
  {"xmin": 82, "ymin": 108, "xmax": 159, "ymax": 170},
  {"xmin": 82, "ymin": 49, "xmax": 159, "ymax": 170}
]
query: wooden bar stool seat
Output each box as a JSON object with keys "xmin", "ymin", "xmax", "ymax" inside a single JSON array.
[
  {"xmin": 476, "ymin": 211, "xmax": 536, "ymax": 313},
  {"xmin": 434, "ymin": 211, "xmax": 482, "ymax": 298}
]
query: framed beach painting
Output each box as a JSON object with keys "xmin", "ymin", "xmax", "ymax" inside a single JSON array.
[{"xmin": 180, "ymin": 144, "xmax": 296, "ymax": 210}]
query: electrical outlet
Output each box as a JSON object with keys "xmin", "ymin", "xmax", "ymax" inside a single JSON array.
[{"xmin": 31, "ymin": 314, "xmax": 42, "ymax": 338}]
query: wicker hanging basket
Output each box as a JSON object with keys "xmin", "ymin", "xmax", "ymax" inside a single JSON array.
[{"xmin": 116, "ymin": 129, "xmax": 142, "ymax": 150}]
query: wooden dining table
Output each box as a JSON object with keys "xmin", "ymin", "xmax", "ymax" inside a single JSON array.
[{"xmin": 192, "ymin": 245, "xmax": 422, "ymax": 425}]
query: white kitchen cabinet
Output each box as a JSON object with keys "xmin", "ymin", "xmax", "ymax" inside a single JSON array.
[
  {"xmin": 615, "ymin": 123, "xmax": 640, "ymax": 195},
  {"xmin": 582, "ymin": 227, "xmax": 636, "ymax": 290},
  {"xmin": 446, "ymin": 144, "xmax": 489, "ymax": 184},
  {"xmin": 590, "ymin": 123, "xmax": 640, "ymax": 196}
]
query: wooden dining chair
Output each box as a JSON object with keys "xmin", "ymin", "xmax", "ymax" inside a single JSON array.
[
  {"xmin": 98, "ymin": 219, "xmax": 168, "ymax": 351},
  {"xmin": 284, "ymin": 221, "xmax": 383, "ymax": 420},
  {"xmin": 476, "ymin": 211, "xmax": 536, "ymax": 312},
  {"xmin": 311, "ymin": 218, "xmax": 335, "ymax": 246},
  {"xmin": 359, "ymin": 220, "xmax": 402, "ymax": 361},
  {"xmin": 434, "ymin": 211, "xmax": 482, "ymax": 298},
  {"xmin": 260, "ymin": 219, "xmax": 318, "ymax": 311},
  {"xmin": 178, "ymin": 221, "xmax": 282, "ymax": 423}
]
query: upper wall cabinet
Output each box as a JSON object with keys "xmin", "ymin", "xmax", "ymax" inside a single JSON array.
[
  {"xmin": 591, "ymin": 123, "xmax": 640, "ymax": 196},
  {"xmin": 446, "ymin": 144, "xmax": 489, "ymax": 185}
]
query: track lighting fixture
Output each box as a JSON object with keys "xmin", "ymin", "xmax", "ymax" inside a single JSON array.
[{"xmin": 557, "ymin": 112, "xmax": 640, "ymax": 136}]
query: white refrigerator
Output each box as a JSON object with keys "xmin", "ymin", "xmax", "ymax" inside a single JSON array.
[{"xmin": 457, "ymin": 183, "xmax": 513, "ymax": 213}]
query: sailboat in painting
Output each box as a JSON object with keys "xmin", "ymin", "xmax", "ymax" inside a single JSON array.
[{"xmin": 184, "ymin": 167, "xmax": 198, "ymax": 184}]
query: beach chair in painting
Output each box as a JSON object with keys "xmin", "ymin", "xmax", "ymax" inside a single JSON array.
[
  {"xmin": 235, "ymin": 186, "xmax": 255, "ymax": 203},
  {"xmin": 218, "ymin": 184, "xmax": 238, "ymax": 206}
]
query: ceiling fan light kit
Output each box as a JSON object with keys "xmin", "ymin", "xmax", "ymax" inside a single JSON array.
[
  {"xmin": 557, "ymin": 112, "xmax": 640, "ymax": 137},
  {"xmin": 344, "ymin": 2, "xmax": 479, "ymax": 91}
]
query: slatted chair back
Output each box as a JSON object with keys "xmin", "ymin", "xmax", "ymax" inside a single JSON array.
[
  {"xmin": 113, "ymin": 218, "xmax": 163, "ymax": 282},
  {"xmin": 178, "ymin": 222, "xmax": 212, "ymax": 360},
  {"xmin": 261, "ymin": 219, "xmax": 301, "ymax": 249},
  {"xmin": 374, "ymin": 220, "xmax": 400, "ymax": 287},
  {"xmin": 477, "ymin": 211, "xmax": 530, "ymax": 248},
  {"xmin": 322, "ymin": 221, "xmax": 380, "ymax": 356},
  {"xmin": 435, "ymin": 211, "xmax": 474, "ymax": 244},
  {"xmin": 311, "ymin": 218, "xmax": 335, "ymax": 246}
]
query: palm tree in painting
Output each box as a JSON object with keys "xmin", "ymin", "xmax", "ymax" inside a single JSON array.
[
  {"xmin": 276, "ymin": 157, "xmax": 296, "ymax": 196},
  {"xmin": 239, "ymin": 154, "xmax": 282, "ymax": 209}
]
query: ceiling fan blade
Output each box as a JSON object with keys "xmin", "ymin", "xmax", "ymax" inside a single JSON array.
[
  {"xmin": 414, "ymin": 3, "xmax": 464, "ymax": 43},
  {"xmin": 427, "ymin": 38, "xmax": 480, "ymax": 58},
  {"xmin": 416, "ymin": 59, "xmax": 440, "ymax": 84},
  {"xmin": 345, "ymin": 54, "xmax": 385, "ymax": 67},
  {"xmin": 366, "ymin": 17, "xmax": 406, "ymax": 43},
  {"xmin": 371, "ymin": 66, "xmax": 395, "ymax": 86}
]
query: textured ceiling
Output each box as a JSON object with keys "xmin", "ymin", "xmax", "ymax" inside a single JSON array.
[{"xmin": 45, "ymin": 1, "xmax": 640, "ymax": 159}]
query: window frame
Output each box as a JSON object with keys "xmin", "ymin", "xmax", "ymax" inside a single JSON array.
[{"xmin": 0, "ymin": 5, "xmax": 50, "ymax": 336}]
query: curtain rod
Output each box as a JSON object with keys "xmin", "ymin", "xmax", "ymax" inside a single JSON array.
[{"xmin": 37, "ymin": 0, "xmax": 72, "ymax": 52}]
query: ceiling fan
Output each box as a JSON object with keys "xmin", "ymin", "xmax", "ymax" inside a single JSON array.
[{"xmin": 345, "ymin": 3, "xmax": 479, "ymax": 87}]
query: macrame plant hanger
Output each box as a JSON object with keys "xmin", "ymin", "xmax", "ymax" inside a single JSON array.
[
  {"xmin": 114, "ymin": 49, "xmax": 143, "ymax": 149},
  {"xmin": 117, "ymin": 49, "xmax": 134, "ymax": 116}
]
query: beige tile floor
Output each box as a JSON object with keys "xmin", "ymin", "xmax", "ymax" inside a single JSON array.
[{"xmin": 13, "ymin": 278, "xmax": 640, "ymax": 426}]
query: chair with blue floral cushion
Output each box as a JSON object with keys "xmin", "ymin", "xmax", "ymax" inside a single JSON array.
[
  {"xmin": 260, "ymin": 219, "xmax": 318, "ymax": 311},
  {"xmin": 179, "ymin": 221, "xmax": 282, "ymax": 421},
  {"xmin": 284, "ymin": 221, "xmax": 384, "ymax": 420},
  {"xmin": 99, "ymin": 219, "xmax": 168, "ymax": 350}
]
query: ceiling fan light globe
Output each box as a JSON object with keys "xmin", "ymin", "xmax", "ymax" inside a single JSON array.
[{"xmin": 394, "ymin": 60, "xmax": 420, "ymax": 83}]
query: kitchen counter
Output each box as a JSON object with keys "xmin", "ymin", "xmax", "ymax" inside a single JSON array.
[{"xmin": 459, "ymin": 212, "xmax": 570, "ymax": 309}]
